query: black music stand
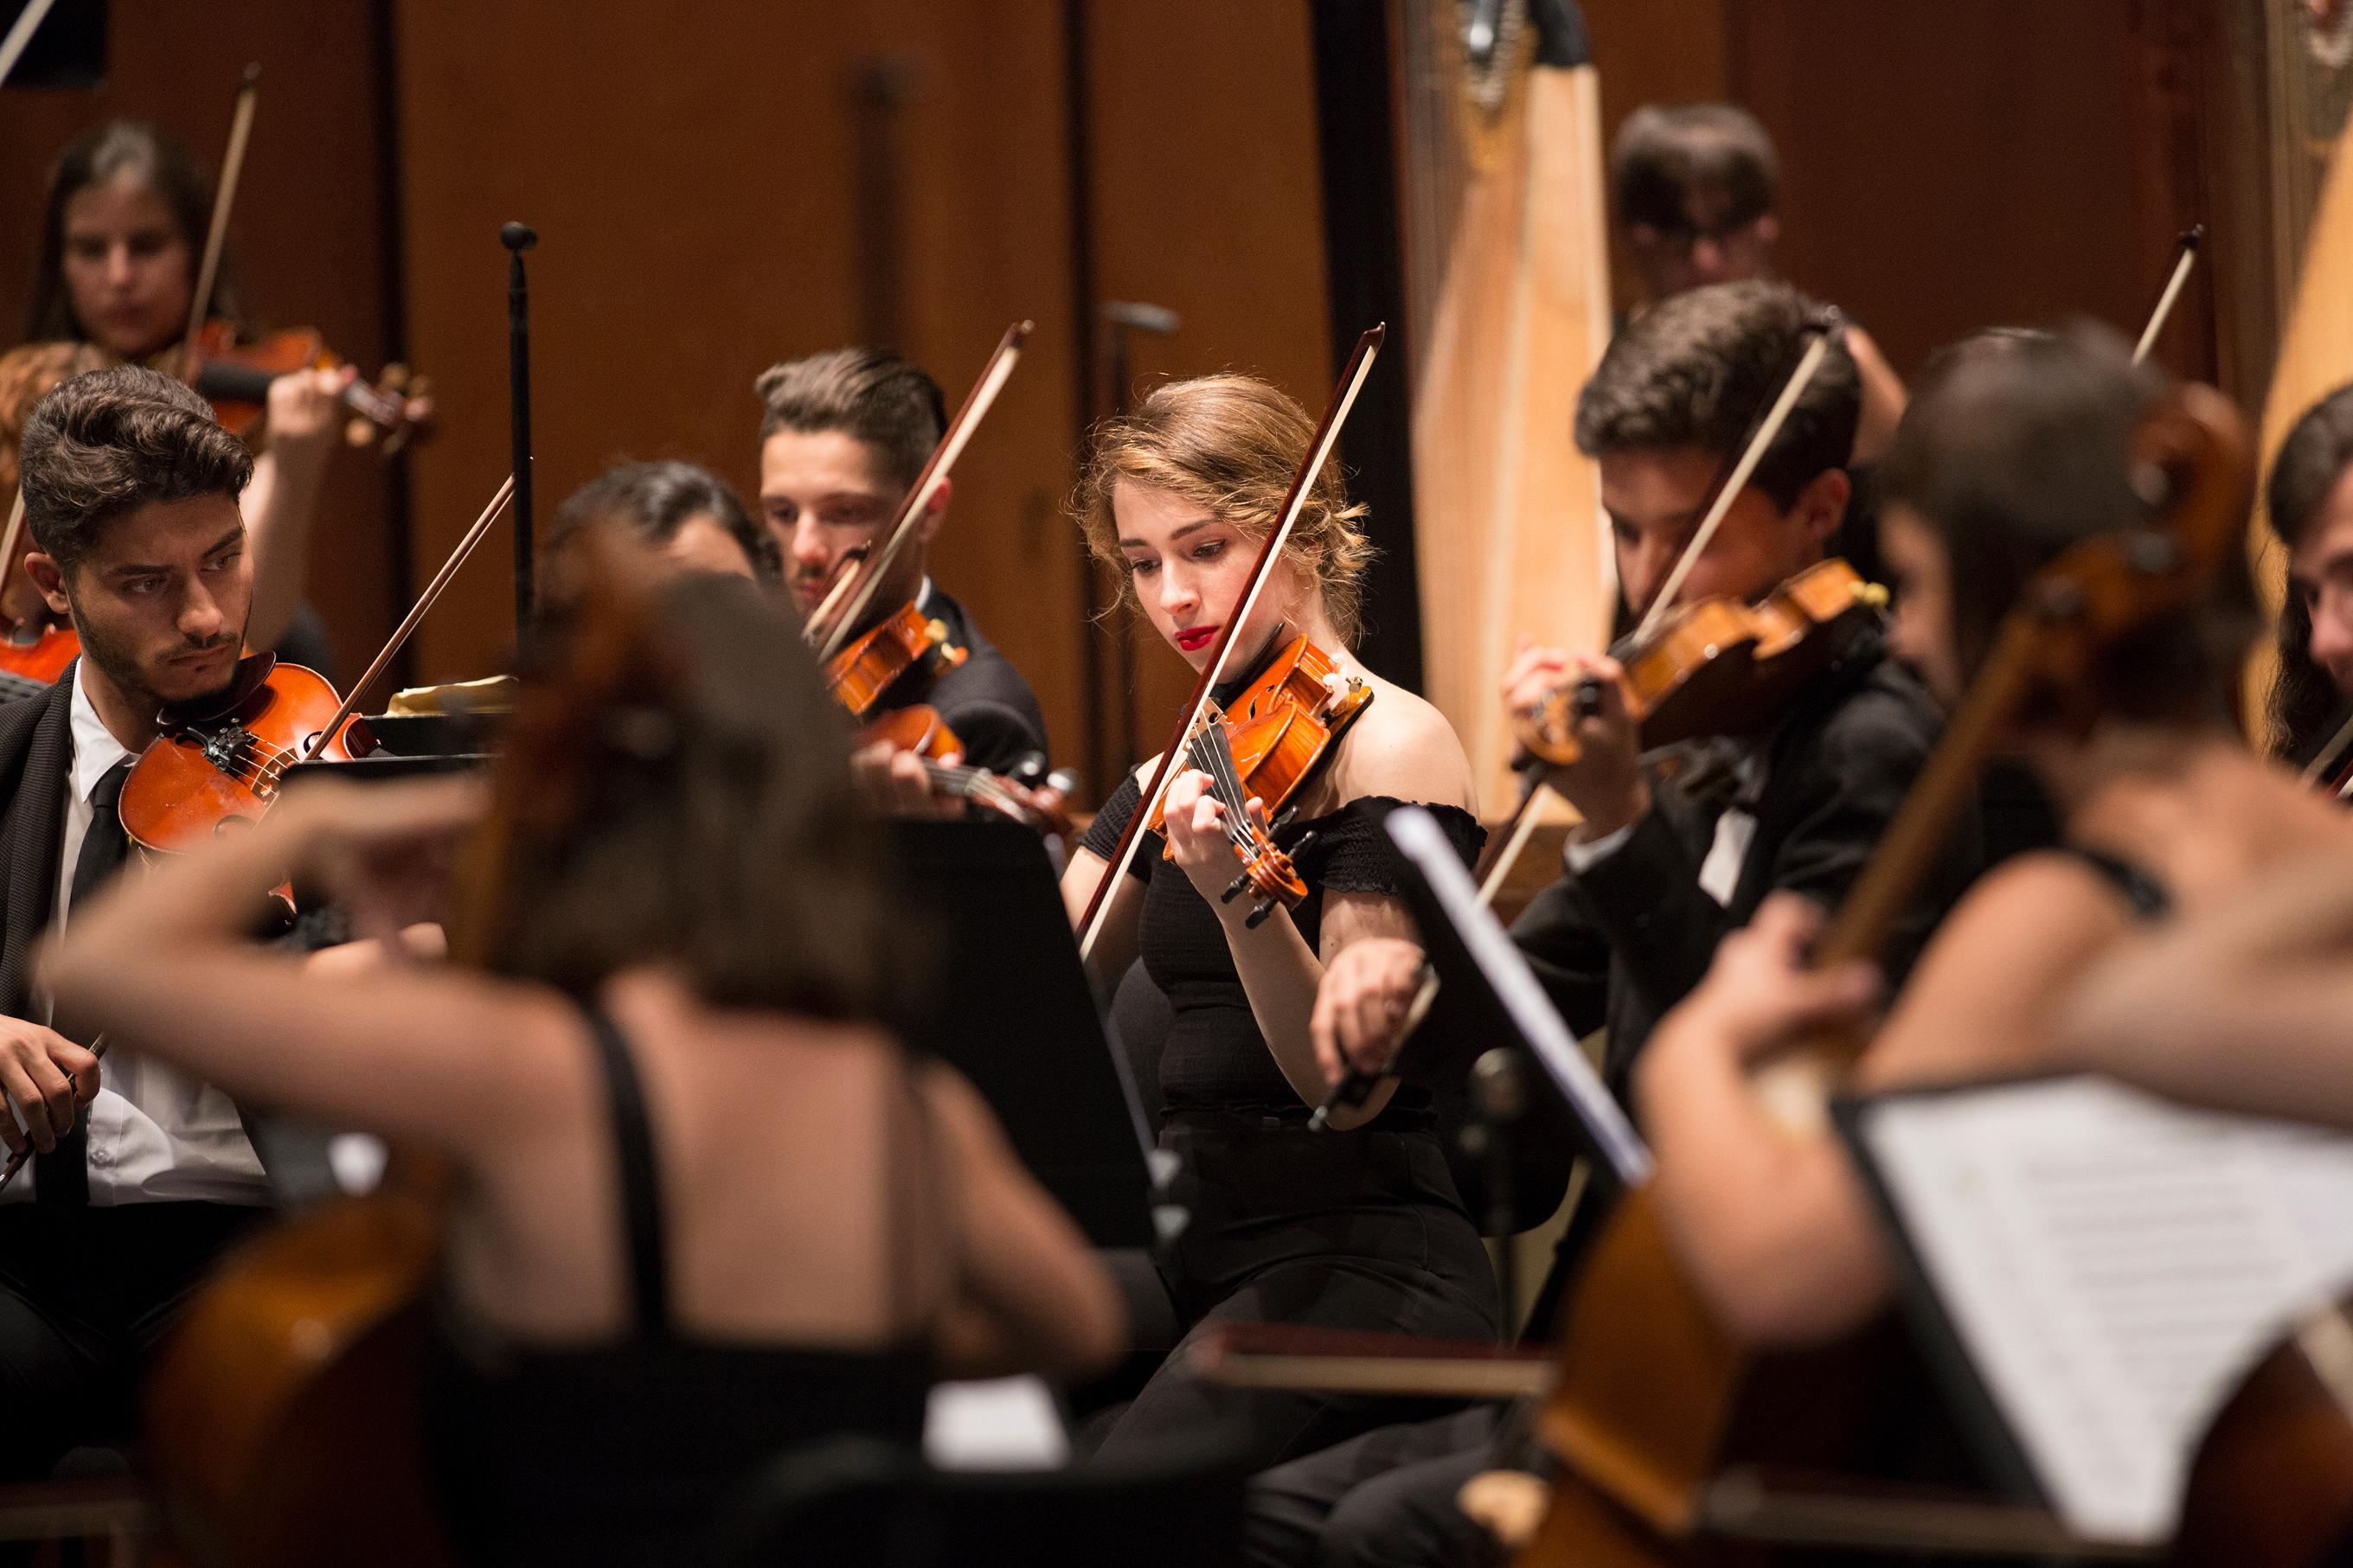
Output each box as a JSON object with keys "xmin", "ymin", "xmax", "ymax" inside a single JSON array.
[
  {"xmin": 1383, "ymin": 806, "xmax": 1651, "ymax": 1191},
  {"xmin": 888, "ymin": 818, "xmax": 1159, "ymax": 1248}
]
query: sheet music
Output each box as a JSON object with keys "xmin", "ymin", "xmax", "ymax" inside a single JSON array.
[
  {"xmin": 1388, "ymin": 807, "xmax": 1651, "ymax": 1185},
  {"xmin": 1855, "ymin": 1075, "xmax": 2353, "ymax": 1545}
]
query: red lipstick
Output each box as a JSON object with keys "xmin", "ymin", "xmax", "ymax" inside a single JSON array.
[{"xmin": 1175, "ymin": 624, "xmax": 1219, "ymax": 653}]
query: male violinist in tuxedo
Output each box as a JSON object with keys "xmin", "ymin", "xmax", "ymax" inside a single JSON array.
[
  {"xmin": 0, "ymin": 365, "xmax": 272, "ymax": 1480},
  {"xmin": 754, "ymin": 347, "xmax": 1049, "ymax": 773},
  {"xmin": 1244, "ymin": 281, "xmax": 1982, "ymax": 1568}
]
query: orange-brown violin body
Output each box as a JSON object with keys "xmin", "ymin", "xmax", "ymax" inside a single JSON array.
[
  {"xmin": 121, "ymin": 656, "xmax": 377, "ymax": 854},
  {"xmin": 824, "ymin": 601, "xmax": 966, "ymax": 719},
  {"xmin": 1516, "ymin": 559, "xmax": 1886, "ymax": 767},
  {"xmin": 0, "ymin": 623, "xmax": 78, "ymax": 688},
  {"xmin": 181, "ymin": 320, "xmax": 431, "ymax": 451},
  {"xmin": 1150, "ymin": 636, "xmax": 1373, "ymax": 921}
]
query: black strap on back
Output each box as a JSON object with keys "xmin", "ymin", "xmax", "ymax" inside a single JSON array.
[
  {"xmin": 2072, "ymin": 846, "xmax": 2172, "ymax": 922},
  {"xmin": 579, "ymin": 1003, "xmax": 671, "ymax": 1336}
]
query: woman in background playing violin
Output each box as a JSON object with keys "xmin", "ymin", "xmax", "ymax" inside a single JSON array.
[
  {"xmin": 45, "ymin": 554, "xmax": 1122, "ymax": 1565},
  {"xmin": 1061, "ymin": 374, "xmax": 1502, "ymax": 1472},
  {"xmin": 15, "ymin": 119, "xmax": 400, "ymax": 667}
]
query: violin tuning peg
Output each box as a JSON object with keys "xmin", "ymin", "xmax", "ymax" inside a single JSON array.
[
  {"xmin": 1220, "ymin": 869, "xmax": 1253, "ymax": 904},
  {"xmin": 1245, "ymin": 899, "xmax": 1277, "ymax": 930},
  {"xmin": 343, "ymin": 417, "xmax": 375, "ymax": 448}
]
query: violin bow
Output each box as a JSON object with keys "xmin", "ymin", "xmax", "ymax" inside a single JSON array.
[
  {"xmin": 294, "ymin": 475, "xmax": 516, "ymax": 765},
  {"xmin": 2132, "ymin": 226, "xmax": 2203, "ymax": 368},
  {"xmin": 1076, "ymin": 324, "xmax": 1387, "ymax": 965},
  {"xmin": 810, "ymin": 323, "xmax": 1032, "ymax": 664},
  {"xmin": 0, "ymin": 0, "xmax": 60, "ymax": 88},
  {"xmin": 1630, "ymin": 308, "xmax": 1840, "ymax": 647},
  {"xmin": 179, "ymin": 64, "xmax": 261, "ymax": 372}
]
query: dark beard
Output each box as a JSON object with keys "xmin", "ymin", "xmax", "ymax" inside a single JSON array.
[{"xmin": 68, "ymin": 610, "xmax": 238, "ymax": 720}]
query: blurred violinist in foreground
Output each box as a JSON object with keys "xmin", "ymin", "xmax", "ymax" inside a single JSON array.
[
  {"xmin": 43, "ymin": 538, "xmax": 1122, "ymax": 1562},
  {"xmin": 1633, "ymin": 328, "xmax": 2352, "ymax": 1352}
]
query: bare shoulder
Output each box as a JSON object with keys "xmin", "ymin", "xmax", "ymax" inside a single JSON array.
[
  {"xmin": 1329, "ymin": 673, "xmax": 1477, "ymax": 812},
  {"xmin": 1863, "ymin": 850, "xmax": 2137, "ymax": 1085}
]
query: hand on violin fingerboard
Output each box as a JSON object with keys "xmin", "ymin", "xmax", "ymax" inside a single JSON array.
[
  {"xmin": 849, "ymin": 739, "xmax": 966, "ymax": 821},
  {"xmin": 1161, "ymin": 767, "xmax": 1268, "ymax": 910},
  {"xmin": 1503, "ymin": 644, "xmax": 1651, "ymax": 841}
]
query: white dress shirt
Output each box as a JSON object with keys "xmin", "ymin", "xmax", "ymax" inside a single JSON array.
[
  {"xmin": 1562, "ymin": 750, "xmax": 1765, "ymax": 909},
  {"xmin": 5, "ymin": 669, "xmax": 269, "ymax": 1206}
]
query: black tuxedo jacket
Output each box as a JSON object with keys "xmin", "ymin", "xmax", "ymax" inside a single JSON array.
[
  {"xmin": 1510, "ymin": 640, "xmax": 1983, "ymax": 1095},
  {"xmin": 875, "ymin": 587, "xmax": 1049, "ymax": 775},
  {"xmin": 0, "ymin": 674, "xmax": 78, "ymax": 1019}
]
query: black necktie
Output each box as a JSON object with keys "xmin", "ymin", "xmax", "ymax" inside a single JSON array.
[{"xmin": 38, "ymin": 758, "xmax": 131, "ymax": 1207}]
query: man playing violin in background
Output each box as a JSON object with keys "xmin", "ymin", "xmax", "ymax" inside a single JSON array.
[
  {"xmin": 0, "ymin": 365, "xmax": 274, "ymax": 1482},
  {"xmin": 1245, "ymin": 280, "xmax": 1982, "ymax": 1568},
  {"xmin": 754, "ymin": 346, "xmax": 1049, "ymax": 774}
]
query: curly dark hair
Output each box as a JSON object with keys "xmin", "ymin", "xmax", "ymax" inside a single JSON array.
[
  {"xmin": 18, "ymin": 364, "xmax": 253, "ymax": 573},
  {"xmin": 1574, "ymin": 279, "xmax": 1859, "ymax": 512}
]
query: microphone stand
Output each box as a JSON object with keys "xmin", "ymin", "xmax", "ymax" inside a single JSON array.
[{"xmin": 501, "ymin": 222, "xmax": 538, "ymax": 645}]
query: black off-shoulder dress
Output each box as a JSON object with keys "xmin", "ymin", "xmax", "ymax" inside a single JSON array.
[{"xmin": 1080, "ymin": 774, "xmax": 1503, "ymax": 1472}]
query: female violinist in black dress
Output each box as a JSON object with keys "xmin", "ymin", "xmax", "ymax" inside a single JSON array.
[
  {"xmin": 1061, "ymin": 374, "xmax": 1503, "ymax": 1470},
  {"xmin": 48, "ymin": 557, "xmax": 1124, "ymax": 1564}
]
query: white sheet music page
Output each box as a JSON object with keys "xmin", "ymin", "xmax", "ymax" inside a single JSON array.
[{"xmin": 1856, "ymin": 1075, "xmax": 2353, "ymax": 1546}]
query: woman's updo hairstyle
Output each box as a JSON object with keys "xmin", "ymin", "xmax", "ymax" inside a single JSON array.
[
  {"xmin": 452, "ymin": 527, "xmax": 900, "ymax": 1019},
  {"xmin": 1075, "ymin": 373, "xmax": 1374, "ymax": 643}
]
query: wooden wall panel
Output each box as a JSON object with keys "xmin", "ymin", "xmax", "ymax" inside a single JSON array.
[
  {"xmin": 390, "ymin": 0, "xmax": 1085, "ymax": 760},
  {"xmin": 1084, "ymin": 0, "xmax": 1331, "ymax": 773},
  {"xmin": 0, "ymin": 0, "xmax": 399, "ymax": 684},
  {"xmin": 1581, "ymin": 1, "xmax": 2171, "ymax": 383}
]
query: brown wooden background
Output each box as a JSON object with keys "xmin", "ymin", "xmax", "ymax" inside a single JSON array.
[{"xmin": 0, "ymin": 0, "xmax": 2264, "ymax": 804}]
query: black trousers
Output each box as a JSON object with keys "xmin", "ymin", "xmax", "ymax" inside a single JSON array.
[
  {"xmin": 1089, "ymin": 1112, "xmax": 1501, "ymax": 1475},
  {"xmin": 1245, "ymin": 1403, "xmax": 1511, "ymax": 1568},
  {"xmin": 0, "ymin": 1201, "xmax": 262, "ymax": 1481}
]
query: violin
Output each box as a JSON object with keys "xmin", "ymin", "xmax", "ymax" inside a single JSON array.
[
  {"xmin": 114, "ymin": 472, "xmax": 515, "ymax": 857},
  {"xmin": 120, "ymin": 655, "xmax": 378, "ymax": 854},
  {"xmin": 181, "ymin": 320, "xmax": 433, "ymax": 456},
  {"xmin": 1144, "ymin": 634, "xmax": 1374, "ymax": 926},
  {"xmin": 1513, "ymin": 558, "xmax": 1887, "ymax": 766},
  {"xmin": 857, "ymin": 702, "xmax": 1075, "ymax": 838},
  {"xmin": 826, "ymin": 599, "xmax": 967, "ymax": 718}
]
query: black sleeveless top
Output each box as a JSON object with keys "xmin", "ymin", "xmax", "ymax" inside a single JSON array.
[
  {"xmin": 1082, "ymin": 776, "xmax": 1485, "ymax": 1115},
  {"xmin": 427, "ymin": 1008, "xmax": 934, "ymax": 1566}
]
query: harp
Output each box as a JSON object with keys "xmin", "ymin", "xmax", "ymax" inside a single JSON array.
[{"xmin": 1394, "ymin": 0, "xmax": 1613, "ymax": 810}]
